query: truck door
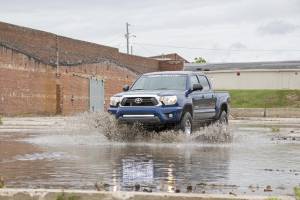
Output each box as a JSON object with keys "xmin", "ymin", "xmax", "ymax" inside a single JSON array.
[
  {"xmin": 197, "ymin": 75, "xmax": 216, "ymax": 119},
  {"xmin": 189, "ymin": 75, "xmax": 203, "ymax": 120}
]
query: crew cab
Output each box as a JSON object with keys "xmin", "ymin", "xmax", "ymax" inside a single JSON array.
[{"xmin": 108, "ymin": 71, "xmax": 230, "ymax": 135}]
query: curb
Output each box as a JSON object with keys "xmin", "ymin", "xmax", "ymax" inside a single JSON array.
[{"xmin": 0, "ymin": 188, "xmax": 294, "ymax": 200}]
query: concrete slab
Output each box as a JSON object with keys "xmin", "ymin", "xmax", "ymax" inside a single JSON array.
[{"xmin": 0, "ymin": 189, "xmax": 295, "ymax": 200}]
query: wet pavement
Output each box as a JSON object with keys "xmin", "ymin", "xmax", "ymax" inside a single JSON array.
[{"xmin": 0, "ymin": 115, "xmax": 299, "ymax": 197}]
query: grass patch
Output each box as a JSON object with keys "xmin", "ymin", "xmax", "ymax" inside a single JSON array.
[
  {"xmin": 271, "ymin": 127, "xmax": 280, "ymax": 132},
  {"xmin": 226, "ymin": 90, "xmax": 300, "ymax": 108},
  {"xmin": 0, "ymin": 176, "xmax": 4, "ymax": 188},
  {"xmin": 56, "ymin": 192, "xmax": 80, "ymax": 200},
  {"xmin": 295, "ymin": 187, "xmax": 300, "ymax": 200},
  {"xmin": 0, "ymin": 116, "xmax": 2, "ymax": 125},
  {"xmin": 266, "ymin": 198, "xmax": 281, "ymax": 200}
]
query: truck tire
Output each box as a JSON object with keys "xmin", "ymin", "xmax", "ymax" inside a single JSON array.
[
  {"xmin": 179, "ymin": 112, "xmax": 193, "ymax": 136},
  {"xmin": 218, "ymin": 110, "xmax": 228, "ymax": 124}
]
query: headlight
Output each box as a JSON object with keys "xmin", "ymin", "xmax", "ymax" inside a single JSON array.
[
  {"xmin": 110, "ymin": 96, "xmax": 122, "ymax": 106},
  {"xmin": 160, "ymin": 96, "xmax": 177, "ymax": 105}
]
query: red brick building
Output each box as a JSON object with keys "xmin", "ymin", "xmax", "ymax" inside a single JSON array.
[
  {"xmin": 0, "ymin": 22, "xmax": 184, "ymax": 116},
  {"xmin": 150, "ymin": 53, "xmax": 189, "ymax": 63}
]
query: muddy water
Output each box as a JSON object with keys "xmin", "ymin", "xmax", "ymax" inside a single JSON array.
[{"xmin": 0, "ymin": 115, "xmax": 299, "ymax": 196}]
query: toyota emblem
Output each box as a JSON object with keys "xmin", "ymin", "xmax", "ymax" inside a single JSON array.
[{"xmin": 134, "ymin": 98, "xmax": 143, "ymax": 104}]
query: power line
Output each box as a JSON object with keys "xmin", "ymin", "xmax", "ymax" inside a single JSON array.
[
  {"xmin": 134, "ymin": 43, "xmax": 158, "ymax": 55},
  {"xmin": 133, "ymin": 42, "xmax": 300, "ymax": 52},
  {"xmin": 104, "ymin": 34, "xmax": 124, "ymax": 46}
]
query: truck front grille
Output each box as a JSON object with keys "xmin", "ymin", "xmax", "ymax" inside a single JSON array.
[{"xmin": 121, "ymin": 97, "xmax": 159, "ymax": 106}]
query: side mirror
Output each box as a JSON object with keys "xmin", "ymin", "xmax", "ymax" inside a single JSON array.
[
  {"xmin": 123, "ymin": 85, "xmax": 130, "ymax": 92},
  {"xmin": 193, "ymin": 83, "xmax": 203, "ymax": 91}
]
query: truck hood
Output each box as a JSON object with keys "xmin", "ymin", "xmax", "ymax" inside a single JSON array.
[{"xmin": 114, "ymin": 90, "xmax": 186, "ymax": 97}]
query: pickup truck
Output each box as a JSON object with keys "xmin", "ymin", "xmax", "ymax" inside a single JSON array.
[{"xmin": 108, "ymin": 71, "xmax": 230, "ymax": 135}]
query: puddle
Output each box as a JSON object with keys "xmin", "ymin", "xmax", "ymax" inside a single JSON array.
[{"xmin": 0, "ymin": 113, "xmax": 299, "ymax": 196}]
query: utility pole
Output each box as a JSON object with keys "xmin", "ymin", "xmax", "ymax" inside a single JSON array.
[{"xmin": 125, "ymin": 22, "xmax": 130, "ymax": 54}]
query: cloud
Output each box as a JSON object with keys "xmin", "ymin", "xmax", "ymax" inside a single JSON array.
[
  {"xmin": 257, "ymin": 20, "xmax": 298, "ymax": 35},
  {"xmin": 229, "ymin": 42, "xmax": 247, "ymax": 49},
  {"xmin": 0, "ymin": 0, "xmax": 300, "ymax": 62}
]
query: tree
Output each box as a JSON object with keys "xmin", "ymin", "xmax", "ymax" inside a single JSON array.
[{"xmin": 194, "ymin": 57, "xmax": 207, "ymax": 64}]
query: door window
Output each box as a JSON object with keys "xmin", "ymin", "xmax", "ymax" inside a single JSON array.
[
  {"xmin": 197, "ymin": 76, "xmax": 210, "ymax": 91},
  {"xmin": 190, "ymin": 75, "xmax": 199, "ymax": 88}
]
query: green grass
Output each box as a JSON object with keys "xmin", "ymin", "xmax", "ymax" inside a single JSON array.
[
  {"xmin": 226, "ymin": 90, "xmax": 300, "ymax": 108},
  {"xmin": 266, "ymin": 198, "xmax": 281, "ymax": 200},
  {"xmin": 271, "ymin": 127, "xmax": 280, "ymax": 132},
  {"xmin": 0, "ymin": 116, "xmax": 2, "ymax": 125},
  {"xmin": 56, "ymin": 193, "xmax": 80, "ymax": 200},
  {"xmin": 0, "ymin": 176, "xmax": 4, "ymax": 188},
  {"xmin": 295, "ymin": 187, "xmax": 300, "ymax": 200}
]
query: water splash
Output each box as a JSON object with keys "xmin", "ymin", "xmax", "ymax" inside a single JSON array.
[{"xmin": 77, "ymin": 112, "xmax": 233, "ymax": 143}]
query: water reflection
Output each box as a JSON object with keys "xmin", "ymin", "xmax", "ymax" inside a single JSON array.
[
  {"xmin": 122, "ymin": 158, "xmax": 154, "ymax": 186},
  {"xmin": 93, "ymin": 144, "xmax": 231, "ymax": 192},
  {"xmin": 1, "ymin": 139, "xmax": 231, "ymax": 192}
]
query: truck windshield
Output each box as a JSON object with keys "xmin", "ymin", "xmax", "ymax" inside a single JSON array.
[{"xmin": 131, "ymin": 75, "xmax": 187, "ymax": 90}]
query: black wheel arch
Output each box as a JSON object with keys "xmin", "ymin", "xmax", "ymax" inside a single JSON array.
[
  {"xmin": 218, "ymin": 103, "xmax": 228, "ymax": 119},
  {"xmin": 182, "ymin": 104, "xmax": 193, "ymax": 118},
  {"xmin": 220, "ymin": 103, "xmax": 228, "ymax": 114}
]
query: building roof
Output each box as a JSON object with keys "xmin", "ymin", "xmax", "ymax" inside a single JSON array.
[
  {"xmin": 150, "ymin": 53, "xmax": 189, "ymax": 63},
  {"xmin": 184, "ymin": 61, "xmax": 300, "ymax": 71}
]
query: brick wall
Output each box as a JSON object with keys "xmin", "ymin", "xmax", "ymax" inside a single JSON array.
[
  {"xmin": 0, "ymin": 46, "xmax": 137, "ymax": 116},
  {"xmin": 0, "ymin": 48, "xmax": 55, "ymax": 116},
  {"xmin": 0, "ymin": 21, "xmax": 161, "ymax": 74},
  {"xmin": 117, "ymin": 53, "xmax": 160, "ymax": 74},
  {"xmin": 159, "ymin": 60, "xmax": 184, "ymax": 71},
  {"xmin": 0, "ymin": 68, "xmax": 57, "ymax": 116},
  {"xmin": 59, "ymin": 74, "xmax": 90, "ymax": 115},
  {"xmin": 0, "ymin": 21, "xmax": 119, "ymax": 66},
  {"xmin": 60, "ymin": 62, "xmax": 136, "ymax": 110},
  {"xmin": 0, "ymin": 46, "xmax": 53, "ymax": 72}
]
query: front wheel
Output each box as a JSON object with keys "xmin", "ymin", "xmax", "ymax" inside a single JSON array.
[{"xmin": 178, "ymin": 112, "xmax": 193, "ymax": 136}]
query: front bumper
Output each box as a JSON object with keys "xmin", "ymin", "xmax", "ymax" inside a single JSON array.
[{"xmin": 108, "ymin": 106, "xmax": 182, "ymax": 124}]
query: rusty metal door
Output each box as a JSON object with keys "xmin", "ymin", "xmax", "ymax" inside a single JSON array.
[{"xmin": 89, "ymin": 77, "xmax": 104, "ymax": 112}]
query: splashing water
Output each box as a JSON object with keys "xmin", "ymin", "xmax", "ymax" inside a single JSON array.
[{"xmin": 75, "ymin": 112, "xmax": 233, "ymax": 143}]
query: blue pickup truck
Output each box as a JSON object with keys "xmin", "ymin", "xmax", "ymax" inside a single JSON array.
[{"xmin": 108, "ymin": 71, "xmax": 230, "ymax": 135}]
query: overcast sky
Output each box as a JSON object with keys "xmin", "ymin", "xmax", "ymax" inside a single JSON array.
[{"xmin": 1, "ymin": 0, "xmax": 300, "ymax": 62}]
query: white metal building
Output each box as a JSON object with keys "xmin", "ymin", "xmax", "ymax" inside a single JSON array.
[{"xmin": 184, "ymin": 61, "xmax": 300, "ymax": 90}]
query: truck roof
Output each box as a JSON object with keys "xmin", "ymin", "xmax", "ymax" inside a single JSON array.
[{"xmin": 144, "ymin": 71, "xmax": 204, "ymax": 76}]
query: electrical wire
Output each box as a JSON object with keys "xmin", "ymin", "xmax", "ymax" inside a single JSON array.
[{"xmin": 133, "ymin": 42, "xmax": 300, "ymax": 52}]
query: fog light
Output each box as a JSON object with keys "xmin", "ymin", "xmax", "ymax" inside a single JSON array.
[{"xmin": 168, "ymin": 113, "xmax": 173, "ymax": 118}]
